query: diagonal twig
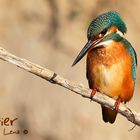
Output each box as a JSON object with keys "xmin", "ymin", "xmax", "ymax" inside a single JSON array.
[{"xmin": 0, "ymin": 47, "xmax": 140, "ymax": 126}]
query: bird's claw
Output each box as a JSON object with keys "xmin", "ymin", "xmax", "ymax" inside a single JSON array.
[
  {"xmin": 90, "ymin": 88, "xmax": 97, "ymax": 102},
  {"xmin": 114, "ymin": 98, "xmax": 122, "ymax": 111}
]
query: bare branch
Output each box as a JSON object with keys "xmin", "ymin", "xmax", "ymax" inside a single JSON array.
[{"xmin": 0, "ymin": 47, "xmax": 140, "ymax": 126}]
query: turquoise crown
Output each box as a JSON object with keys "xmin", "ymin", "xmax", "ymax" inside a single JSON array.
[{"xmin": 87, "ymin": 11, "xmax": 127, "ymax": 39}]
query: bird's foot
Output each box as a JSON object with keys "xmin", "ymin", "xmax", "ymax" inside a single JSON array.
[
  {"xmin": 114, "ymin": 98, "xmax": 123, "ymax": 111},
  {"xmin": 90, "ymin": 88, "xmax": 97, "ymax": 102},
  {"xmin": 114, "ymin": 99, "xmax": 136, "ymax": 131}
]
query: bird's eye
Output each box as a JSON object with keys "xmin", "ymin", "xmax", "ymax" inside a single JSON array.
[{"xmin": 100, "ymin": 28, "xmax": 107, "ymax": 35}]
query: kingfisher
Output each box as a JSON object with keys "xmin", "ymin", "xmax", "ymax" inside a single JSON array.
[{"xmin": 72, "ymin": 11, "xmax": 137, "ymax": 123}]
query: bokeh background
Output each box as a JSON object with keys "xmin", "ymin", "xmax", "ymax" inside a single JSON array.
[{"xmin": 0, "ymin": 0, "xmax": 139, "ymax": 140}]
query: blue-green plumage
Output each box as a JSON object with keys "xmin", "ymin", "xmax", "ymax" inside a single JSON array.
[
  {"xmin": 122, "ymin": 39, "xmax": 137, "ymax": 80},
  {"xmin": 87, "ymin": 11, "xmax": 127, "ymax": 39}
]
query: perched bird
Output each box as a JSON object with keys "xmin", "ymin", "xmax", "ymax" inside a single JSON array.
[{"xmin": 72, "ymin": 11, "xmax": 137, "ymax": 123}]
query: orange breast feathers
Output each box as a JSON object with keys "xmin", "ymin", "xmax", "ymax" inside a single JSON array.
[{"xmin": 86, "ymin": 41, "xmax": 134, "ymax": 102}]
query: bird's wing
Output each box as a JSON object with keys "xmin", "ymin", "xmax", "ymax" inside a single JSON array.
[{"xmin": 122, "ymin": 39, "xmax": 137, "ymax": 80}]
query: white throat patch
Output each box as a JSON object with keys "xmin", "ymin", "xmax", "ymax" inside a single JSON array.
[
  {"xmin": 95, "ymin": 40, "xmax": 113, "ymax": 47},
  {"xmin": 94, "ymin": 29, "xmax": 124, "ymax": 47},
  {"xmin": 116, "ymin": 29, "xmax": 124, "ymax": 37}
]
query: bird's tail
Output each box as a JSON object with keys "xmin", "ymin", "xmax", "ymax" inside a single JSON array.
[{"xmin": 101, "ymin": 105, "xmax": 118, "ymax": 123}]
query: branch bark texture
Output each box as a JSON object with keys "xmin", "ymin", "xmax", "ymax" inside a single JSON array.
[{"xmin": 0, "ymin": 47, "xmax": 140, "ymax": 126}]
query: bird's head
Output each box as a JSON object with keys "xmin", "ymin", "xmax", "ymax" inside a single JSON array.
[{"xmin": 72, "ymin": 11, "xmax": 127, "ymax": 66}]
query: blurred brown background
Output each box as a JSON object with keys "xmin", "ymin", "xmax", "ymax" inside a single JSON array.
[{"xmin": 0, "ymin": 0, "xmax": 139, "ymax": 140}]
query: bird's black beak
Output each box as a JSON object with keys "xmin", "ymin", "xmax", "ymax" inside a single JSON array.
[{"xmin": 72, "ymin": 38, "xmax": 103, "ymax": 66}]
